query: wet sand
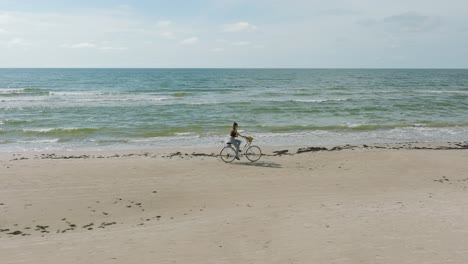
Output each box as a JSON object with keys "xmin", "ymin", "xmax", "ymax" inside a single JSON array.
[{"xmin": 1, "ymin": 142, "xmax": 468, "ymax": 264}]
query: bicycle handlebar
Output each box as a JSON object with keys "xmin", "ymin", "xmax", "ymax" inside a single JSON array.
[{"xmin": 242, "ymin": 135, "xmax": 254, "ymax": 143}]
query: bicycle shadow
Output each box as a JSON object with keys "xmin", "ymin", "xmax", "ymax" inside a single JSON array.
[{"xmin": 232, "ymin": 161, "xmax": 282, "ymax": 169}]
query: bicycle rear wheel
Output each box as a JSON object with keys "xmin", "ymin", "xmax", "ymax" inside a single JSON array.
[
  {"xmin": 220, "ymin": 146, "xmax": 236, "ymax": 163},
  {"xmin": 246, "ymin": 145, "xmax": 262, "ymax": 162}
]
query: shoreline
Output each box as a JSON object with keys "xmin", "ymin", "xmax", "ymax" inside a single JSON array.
[
  {"xmin": 1, "ymin": 141, "xmax": 467, "ymax": 160},
  {"xmin": 2, "ymin": 125, "xmax": 468, "ymax": 154}
]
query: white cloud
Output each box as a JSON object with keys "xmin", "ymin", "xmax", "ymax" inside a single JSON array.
[
  {"xmin": 382, "ymin": 12, "xmax": 441, "ymax": 32},
  {"xmin": 0, "ymin": 28, "xmax": 7, "ymax": 34},
  {"xmin": 214, "ymin": 40, "xmax": 261, "ymax": 50},
  {"xmin": 60, "ymin": 42, "xmax": 127, "ymax": 51},
  {"xmin": 222, "ymin": 22, "xmax": 258, "ymax": 33},
  {"xmin": 154, "ymin": 20, "xmax": 181, "ymax": 40},
  {"xmin": 70, "ymin": 42, "xmax": 96, "ymax": 49},
  {"xmin": 231, "ymin": 41, "xmax": 251, "ymax": 46},
  {"xmin": 156, "ymin": 20, "xmax": 172, "ymax": 27},
  {"xmin": 160, "ymin": 31, "xmax": 176, "ymax": 39},
  {"xmin": 179, "ymin": 37, "xmax": 199, "ymax": 45},
  {"xmin": 99, "ymin": 46, "xmax": 128, "ymax": 51},
  {"xmin": 6, "ymin": 38, "xmax": 30, "ymax": 47},
  {"xmin": 0, "ymin": 13, "xmax": 17, "ymax": 25},
  {"xmin": 317, "ymin": 8, "xmax": 360, "ymax": 16},
  {"xmin": 359, "ymin": 12, "xmax": 441, "ymax": 33}
]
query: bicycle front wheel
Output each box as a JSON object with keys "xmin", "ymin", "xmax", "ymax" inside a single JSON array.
[
  {"xmin": 220, "ymin": 146, "xmax": 236, "ymax": 163},
  {"xmin": 246, "ymin": 145, "xmax": 262, "ymax": 162}
]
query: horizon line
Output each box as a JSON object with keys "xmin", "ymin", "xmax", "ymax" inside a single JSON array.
[{"xmin": 1, "ymin": 67, "xmax": 467, "ymax": 70}]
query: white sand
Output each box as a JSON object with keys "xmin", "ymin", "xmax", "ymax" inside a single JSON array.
[{"xmin": 1, "ymin": 146, "xmax": 468, "ymax": 264}]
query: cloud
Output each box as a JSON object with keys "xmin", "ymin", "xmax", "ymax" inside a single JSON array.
[
  {"xmin": 0, "ymin": 13, "xmax": 16, "ymax": 25},
  {"xmin": 6, "ymin": 38, "xmax": 30, "ymax": 47},
  {"xmin": 179, "ymin": 37, "xmax": 199, "ymax": 45},
  {"xmin": 0, "ymin": 28, "xmax": 7, "ymax": 34},
  {"xmin": 159, "ymin": 31, "xmax": 176, "ymax": 39},
  {"xmin": 231, "ymin": 41, "xmax": 251, "ymax": 46},
  {"xmin": 359, "ymin": 12, "xmax": 441, "ymax": 33},
  {"xmin": 382, "ymin": 12, "xmax": 441, "ymax": 32},
  {"xmin": 212, "ymin": 47, "xmax": 224, "ymax": 52},
  {"xmin": 214, "ymin": 40, "xmax": 262, "ymax": 49},
  {"xmin": 98, "ymin": 46, "xmax": 128, "ymax": 51},
  {"xmin": 318, "ymin": 8, "xmax": 359, "ymax": 16},
  {"xmin": 222, "ymin": 22, "xmax": 258, "ymax": 33},
  {"xmin": 60, "ymin": 42, "xmax": 127, "ymax": 51},
  {"xmin": 154, "ymin": 20, "xmax": 179, "ymax": 39},
  {"xmin": 156, "ymin": 20, "xmax": 172, "ymax": 27},
  {"xmin": 70, "ymin": 42, "xmax": 96, "ymax": 48}
]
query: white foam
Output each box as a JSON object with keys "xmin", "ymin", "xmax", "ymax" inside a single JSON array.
[
  {"xmin": 421, "ymin": 90, "xmax": 468, "ymax": 95},
  {"xmin": 0, "ymin": 88, "xmax": 25, "ymax": 94},
  {"xmin": 48, "ymin": 91, "xmax": 172, "ymax": 102},
  {"xmin": 75, "ymin": 96, "xmax": 170, "ymax": 102},
  {"xmin": 174, "ymin": 132, "xmax": 199, "ymax": 137},
  {"xmin": 22, "ymin": 128, "xmax": 54, "ymax": 133},
  {"xmin": 345, "ymin": 123, "xmax": 364, "ymax": 128},
  {"xmin": 0, "ymin": 96, "xmax": 48, "ymax": 102},
  {"xmin": 293, "ymin": 98, "xmax": 348, "ymax": 103},
  {"xmin": 18, "ymin": 139, "xmax": 59, "ymax": 143},
  {"xmin": 48, "ymin": 91, "xmax": 106, "ymax": 96},
  {"xmin": 22, "ymin": 127, "xmax": 86, "ymax": 133}
]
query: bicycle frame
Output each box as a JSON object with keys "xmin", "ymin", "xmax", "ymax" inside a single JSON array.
[{"xmin": 228, "ymin": 137, "xmax": 251, "ymax": 156}]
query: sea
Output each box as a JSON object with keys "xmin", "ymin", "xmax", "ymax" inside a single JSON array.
[{"xmin": 1, "ymin": 68, "xmax": 467, "ymax": 152}]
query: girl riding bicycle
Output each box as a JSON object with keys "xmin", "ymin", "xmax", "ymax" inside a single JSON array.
[
  {"xmin": 230, "ymin": 122, "xmax": 242, "ymax": 160},
  {"xmin": 220, "ymin": 123, "xmax": 262, "ymax": 163}
]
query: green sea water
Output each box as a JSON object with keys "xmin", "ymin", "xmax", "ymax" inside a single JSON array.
[{"xmin": 1, "ymin": 68, "xmax": 467, "ymax": 151}]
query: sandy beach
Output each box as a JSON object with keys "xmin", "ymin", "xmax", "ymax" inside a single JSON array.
[{"xmin": 1, "ymin": 142, "xmax": 468, "ymax": 264}]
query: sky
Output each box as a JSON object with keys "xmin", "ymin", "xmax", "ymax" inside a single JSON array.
[{"xmin": 0, "ymin": 0, "xmax": 467, "ymax": 68}]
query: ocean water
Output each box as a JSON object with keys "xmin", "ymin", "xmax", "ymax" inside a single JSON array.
[{"xmin": 1, "ymin": 68, "xmax": 467, "ymax": 152}]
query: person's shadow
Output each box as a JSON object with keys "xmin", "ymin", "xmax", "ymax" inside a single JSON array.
[{"xmin": 232, "ymin": 161, "xmax": 282, "ymax": 168}]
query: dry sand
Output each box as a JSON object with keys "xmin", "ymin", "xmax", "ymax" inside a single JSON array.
[{"xmin": 1, "ymin": 143, "xmax": 468, "ymax": 264}]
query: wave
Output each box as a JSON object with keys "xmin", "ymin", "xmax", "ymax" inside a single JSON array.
[
  {"xmin": 48, "ymin": 91, "xmax": 109, "ymax": 96},
  {"xmin": 420, "ymin": 90, "xmax": 468, "ymax": 95},
  {"xmin": 0, "ymin": 88, "xmax": 48, "ymax": 96},
  {"xmin": 0, "ymin": 94, "xmax": 172, "ymax": 103},
  {"xmin": 0, "ymin": 88, "xmax": 25, "ymax": 94},
  {"xmin": 184, "ymin": 98, "xmax": 350, "ymax": 106},
  {"xmin": 292, "ymin": 98, "xmax": 349, "ymax": 103},
  {"xmin": 72, "ymin": 96, "xmax": 171, "ymax": 102},
  {"xmin": 254, "ymin": 122, "xmax": 468, "ymax": 133},
  {"xmin": 17, "ymin": 139, "xmax": 60, "ymax": 144},
  {"xmin": 136, "ymin": 130, "xmax": 204, "ymax": 138},
  {"xmin": 48, "ymin": 91, "xmax": 172, "ymax": 101},
  {"xmin": 21, "ymin": 127, "xmax": 99, "ymax": 136},
  {"xmin": 0, "ymin": 119, "xmax": 33, "ymax": 125},
  {"xmin": 11, "ymin": 122, "xmax": 468, "ymax": 138}
]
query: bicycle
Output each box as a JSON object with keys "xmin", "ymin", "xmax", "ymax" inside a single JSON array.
[{"xmin": 220, "ymin": 136, "xmax": 262, "ymax": 163}]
